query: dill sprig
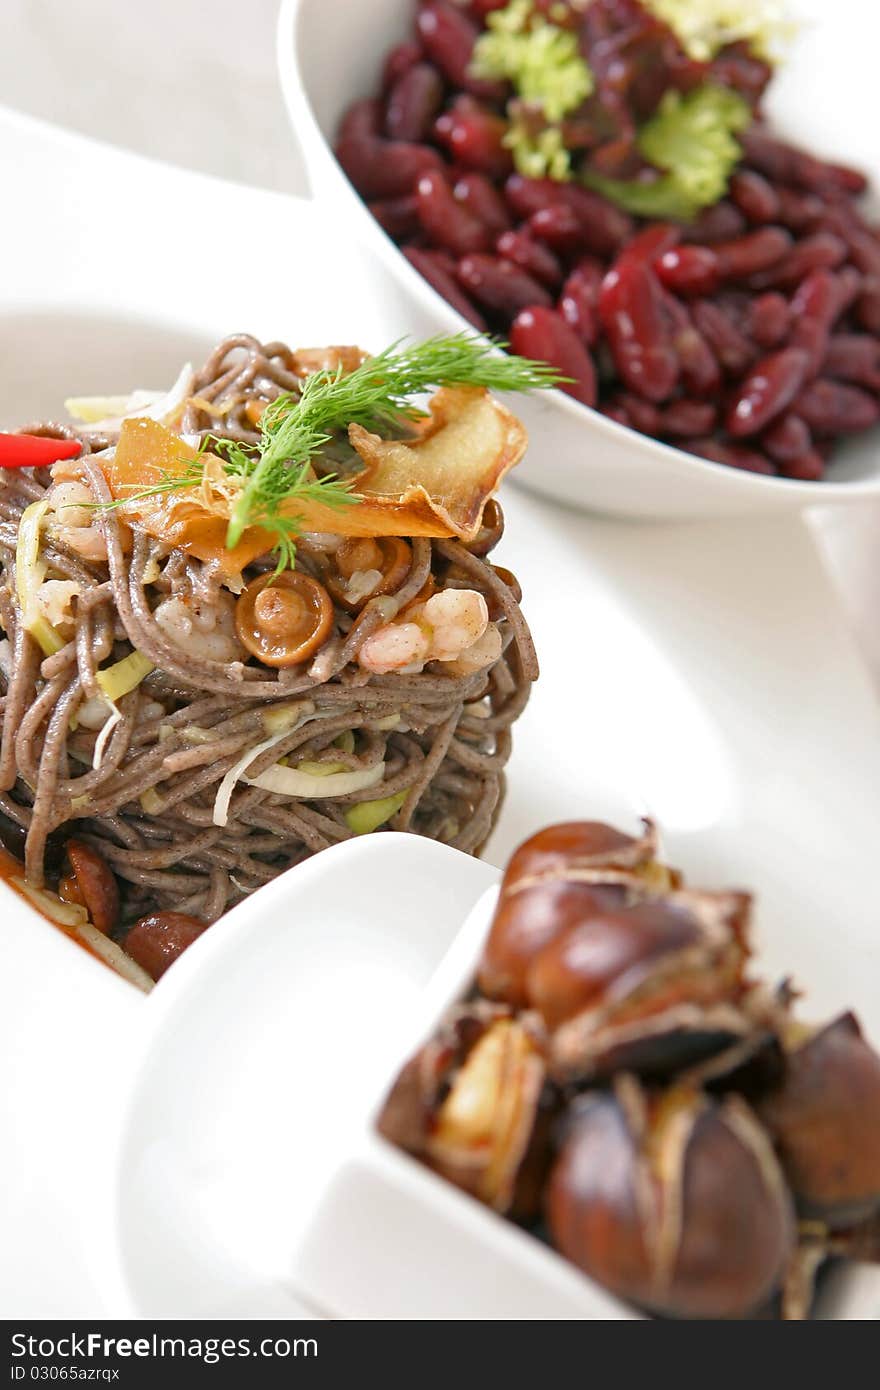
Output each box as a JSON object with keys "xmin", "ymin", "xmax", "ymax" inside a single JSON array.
[
  {"xmin": 101, "ymin": 333, "xmax": 561, "ymax": 570},
  {"xmin": 224, "ymin": 332, "xmax": 562, "ymax": 551}
]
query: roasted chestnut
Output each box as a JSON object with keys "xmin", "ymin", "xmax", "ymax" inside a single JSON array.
[
  {"xmin": 479, "ymin": 819, "xmax": 674, "ymax": 1007},
  {"xmin": 378, "ymin": 1003, "xmax": 551, "ymax": 1217},
  {"xmin": 234, "ymin": 571, "xmax": 334, "ymax": 668},
  {"xmin": 758, "ymin": 1012, "xmax": 880, "ymax": 1228},
  {"xmin": 547, "ymin": 1078, "xmax": 795, "ymax": 1319}
]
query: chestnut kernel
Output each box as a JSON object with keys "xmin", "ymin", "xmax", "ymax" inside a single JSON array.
[
  {"xmin": 758, "ymin": 1012, "xmax": 880, "ymax": 1228},
  {"xmin": 547, "ymin": 1080, "xmax": 794, "ymax": 1319}
]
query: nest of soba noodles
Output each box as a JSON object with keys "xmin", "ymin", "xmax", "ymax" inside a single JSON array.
[{"xmin": 0, "ymin": 335, "xmax": 537, "ymax": 935}]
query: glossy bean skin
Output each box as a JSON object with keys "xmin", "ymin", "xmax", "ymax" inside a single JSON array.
[
  {"xmin": 714, "ymin": 227, "xmax": 792, "ymax": 281},
  {"xmin": 788, "ymin": 270, "xmax": 843, "ymax": 376},
  {"xmin": 687, "ymin": 438, "xmax": 777, "ymax": 474},
  {"xmin": 822, "ymin": 334, "xmax": 880, "ymax": 388},
  {"xmin": 510, "ymin": 307, "xmax": 598, "ymax": 407},
  {"xmin": 729, "ymin": 170, "xmax": 781, "ymax": 224},
  {"xmin": 778, "ymin": 450, "xmax": 825, "ymax": 481},
  {"xmin": 610, "ymin": 392, "xmax": 659, "ymax": 435},
  {"xmin": 599, "ymin": 259, "xmax": 679, "ymax": 402},
  {"xmin": 434, "ymin": 97, "xmax": 513, "ymax": 177},
  {"xmin": 453, "ymin": 173, "xmax": 512, "ymax": 238},
  {"xmin": 504, "ymin": 176, "xmax": 633, "ymax": 254},
  {"xmin": 663, "ymin": 296, "xmax": 721, "ymax": 397},
  {"xmin": 416, "ymin": 1, "xmax": 507, "ymax": 101},
  {"xmin": 368, "ymin": 194, "xmax": 421, "ymax": 240},
  {"xmin": 416, "ymin": 170, "xmax": 490, "ymax": 256},
  {"xmin": 497, "ymin": 229, "xmax": 564, "ymax": 289},
  {"xmin": 680, "ymin": 201, "xmax": 747, "ymax": 244},
  {"xmin": 382, "ymin": 40, "xmax": 423, "ymax": 91},
  {"xmin": 796, "ymin": 379, "xmax": 880, "ymax": 435},
  {"xmin": 774, "ymin": 187, "xmax": 824, "ymax": 233},
  {"xmin": 657, "ymin": 398, "xmax": 718, "ymax": 437},
  {"xmin": 656, "ymin": 245, "xmax": 720, "ymax": 297},
  {"xmin": 559, "ymin": 262, "xmax": 602, "ymax": 347},
  {"xmin": 692, "ymin": 300, "xmax": 755, "ymax": 377},
  {"xmin": 740, "ymin": 128, "xmax": 868, "ymax": 197},
  {"xmin": 746, "ymin": 233, "xmax": 848, "ymax": 291},
  {"xmin": 529, "ymin": 204, "xmax": 586, "ymax": 254},
  {"xmin": 457, "ymin": 254, "xmax": 553, "ymax": 315},
  {"xmin": 747, "ymin": 293, "xmax": 790, "ymax": 348},
  {"xmin": 726, "ymin": 348, "xmax": 810, "ymax": 437},
  {"xmin": 403, "ymin": 247, "xmax": 488, "ymax": 329},
  {"xmin": 385, "ymin": 63, "xmax": 444, "ymax": 143},
  {"xmin": 336, "ymin": 99, "xmax": 442, "ymax": 198},
  {"xmin": 762, "ymin": 413, "xmax": 812, "ymax": 463}
]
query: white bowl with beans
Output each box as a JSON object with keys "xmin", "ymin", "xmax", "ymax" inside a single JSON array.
[{"xmin": 278, "ymin": 0, "xmax": 880, "ymax": 519}]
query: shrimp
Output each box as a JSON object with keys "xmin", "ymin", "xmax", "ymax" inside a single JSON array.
[
  {"xmin": 32, "ymin": 580, "xmax": 81, "ymax": 635},
  {"xmin": 46, "ymin": 477, "xmax": 108, "ymax": 562},
  {"xmin": 153, "ymin": 591, "xmax": 246, "ymax": 664},
  {"xmin": 357, "ymin": 588, "xmax": 495, "ymax": 676}
]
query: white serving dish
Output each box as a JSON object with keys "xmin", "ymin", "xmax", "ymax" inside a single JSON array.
[
  {"xmin": 111, "ymin": 836, "xmax": 880, "ymax": 1320},
  {"xmin": 1, "ymin": 107, "xmax": 880, "ymax": 1319},
  {"xmin": 278, "ymin": 0, "xmax": 880, "ymax": 520}
]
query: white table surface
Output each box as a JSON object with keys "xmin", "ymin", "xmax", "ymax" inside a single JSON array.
[{"xmin": 1, "ymin": 0, "xmax": 879, "ymax": 1318}]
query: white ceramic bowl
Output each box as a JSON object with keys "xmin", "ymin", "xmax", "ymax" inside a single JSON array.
[{"xmin": 277, "ymin": 0, "xmax": 880, "ymax": 519}]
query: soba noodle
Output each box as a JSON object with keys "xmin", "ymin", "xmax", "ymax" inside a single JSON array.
[{"xmin": 0, "ymin": 336, "xmax": 537, "ymax": 937}]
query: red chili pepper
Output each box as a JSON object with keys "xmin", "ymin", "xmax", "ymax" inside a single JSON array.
[{"xmin": 0, "ymin": 433, "xmax": 82, "ymax": 469}]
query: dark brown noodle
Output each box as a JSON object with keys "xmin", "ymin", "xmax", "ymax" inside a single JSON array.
[{"xmin": 0, "ymin": 336, "xmax": 536, "ymax": 932}]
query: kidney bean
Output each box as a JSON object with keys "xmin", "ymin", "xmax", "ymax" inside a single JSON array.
[
  {"xmin": 382, "ymin": 40, "xmax": 424, "ymax": 91},
  {"xmin": 657, "ymin": 399, "xmax": 718, "ymax": 437},
  {"xmin": 504, "ymin": 174, "xmax": 569, "ymax": 220},
  {"xmin": 663, "ymin": 295, "xmax": 721, "ymax": 396},
  {"xmin": 457, "ymin": 254, "xmax": 553, "ymax": 315},
  {"xmin": 561, "ymin": 186, "xmax": 635, "ymax": 256},
  {"xmin": 823, "ymin": 334, "xmax": 880, "ymax": 387},
  {"xmin": 844, "ymin": 226, "xmax": 880, "ymax": 279},
  {"xmin": 692, "ymin": 300, "xmax": 755, "ymax": 377},
  {"xmin": 503, "ymin": 176, "xmax": 633, "ymax": 254},
  {"xmin": 509, "ymin": 306, "xmax": 597, "ymax": 407},
  {"xmin": 386, "ymin": 63, "xmax": 444, "ymax": 143},
  {"xmin": 726, "ymin": 347, "xmax": 810, "ymax": 437},
  {"xmin": 368, "ymin": 194, "xmax": 421, "ymax": 240},
  {"xmin": 778, "ymin": 451, "xmax": 825, "ymax": 481},
  {"xmin": 834, "ymin": 266, "xmax": 864, "ymax": 317},
  {"xmin": 529, "ymin": 204, "xmax": 585, "ymax": 254},
  {"xmin": 655, "ymin": 245, "xmax": 720, "ymax": 296},
  {"xmin": 416, "ymin": 1, "xmax": 506, "ymax": 102},
  {"xmin": 59, "ymin": 841, "xmax": 119, "ymax": 936},
  {"xmin": 714, "ymin": 227, "xmax": 792, "ymax": 281},
  {"xmin": 416, "ymin": 170, "xmax": 490, "ymax": 255},
  {"xmin": 687, "ymin": 438, "xmax": 777, "ymax": 474},
  {"xmin": 403, "ymin": 247, "xmax": 488, "ymax": 329},
  {"xmin": 747, "ymin": 232, "xmax": 848, "ymax": 291},
  {"xmin": 559, "ymin": 266, "xmax": 600, "ymax": 347},
  {"xmin": 681, "ymin": 201, "xmax": 747, "ymax": 244},
  {"xmin": 740, "ymin": 128, "xmax": 868, "ymax": 196},
  {"xmin": 337, "ymin": 100, "xmax": 442, "ymax": 198},
  {"xmin": 599, "ymin": 259, "xmax": 679, "ymax": 402},
  {"xmin": 746, "ymin": 292, "xmax": 790, "ymax": 348},
  {"xmin": 610, "ymin": 392, "xmax": 660, "ymax": 434},
  {"xmin": 497, "ymin": 229, "xmax": 563, "ymax": 288},
  {"xmin": 469, "ymin": 0, "xmax": 510, "ymax": 14},
  {"xmin": 788, "ymin": 270, "xmax": 843, "ymax": 377},
  {"xmin": 729, "ymin": 170, "xmax": 781, "ymax": 224},
  {"xmin": 619, "ymin": 223, "xmax": 680, "ymax": 265},
  {"xmin": 434, "ymin": 98, "xmax": 513, "ymax": 178},
  {"xmin": 601, "ymin": 403, "xmax": 631, "ymax": 427},
  {"xmin": 856, "ymin": 278, "xmax": 880, "ymax": 334},
  {"xmin": 453, "ymin": 173, "xmax": 512, "ymax": 237},
  {"xmin": 762, "ymin": 413, "xmax": 812, "ymax": 462},
  {"xmin": 124, "ymin": 912, "xmax": 209, "ymax": 982},
  {"xmin": 796, "ymin": 379, "xmax": 880, "ymax": 435},
  {"xmin": 772, "ymin": 187, "xmax": 823, "ymax": 232}
]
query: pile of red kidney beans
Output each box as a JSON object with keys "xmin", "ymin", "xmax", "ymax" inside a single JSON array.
[{"xmin": 336, "ymin": 0, "xmax": 880, "ymax": 479}]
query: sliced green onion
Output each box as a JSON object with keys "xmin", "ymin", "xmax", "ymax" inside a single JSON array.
[
  {"xmin": 344, "ymin": 790, "xmax": 408, "ymax": 835},
  {"xmin": 15, "ymin": 500, "xmax": 65, "ymax": 657},
  {"xmin": 96, "ymin": 650, "xmax": 154, "ymax": 701}
]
